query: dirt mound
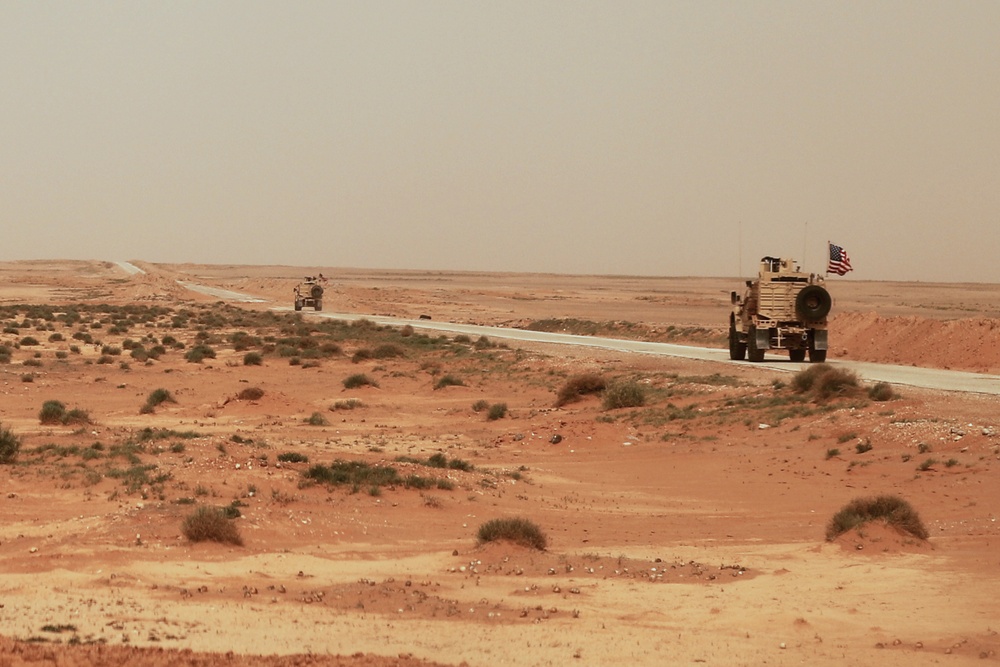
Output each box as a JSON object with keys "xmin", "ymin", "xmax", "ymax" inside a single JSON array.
[
  {"xmin": 830, "ymin": 521, "xmax": 934, "ymax": 555},
  {"xmin": 831, "ymin": 312, "xmax": 1000, "ymax": 373}
]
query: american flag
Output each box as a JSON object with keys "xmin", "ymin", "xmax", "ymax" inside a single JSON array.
[{"xmin": 828, "ymin": 243, "xmax": 853, "ymax": 276}]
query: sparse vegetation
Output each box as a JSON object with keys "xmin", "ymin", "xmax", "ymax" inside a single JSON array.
[
  {"xmin": 0, "ymin": 423, "xmax": 21, "ymax": 464},
  {"xmin": 277, "ymin": 452, "xmax": 309, "ymax": 464},
  {"xmin": 476, "ymin": 517, "xmax": 548, "ymax": 550},
  {"xmin": 555, "ymin": 373, "xmax": 607, "ymax": 407},
  {"xmin": 236, "ymin": 387, "xmax": 265, "ymax": 401},
  {"xmin": 434, "ymin": 374, "xmax": 465, "ymax": 390},
  {"xmin": 331, "ymin": 398, "xmax": 363, "ymax": 410},
  {"xmin": 343, "ymin": 373, "xmax": 378, "ymax": 389},
  {"xmin": 602, "ymin": 379, "xmax": 646, "ymax": 410},
  {"xmin": 305, "ymin": 411, "xmax": 328, "ymax": 426},
  {"xmin": 243, "ymin": 352, "xmax": 263, "ymax": 366},
  {"xmin": 825, "ymin": 495, "xmax": 929, "ymax": 541},
  {"xmin": 868, "ymin": 381, "xmax": 897, "ymax": 402},
  {"xmin": 487, "ymin": 402, "xmax": 508, "ymax": 421},
  {"xmin": 791, "ymin": 364, "xmax": 861, "ymax": 400},
  {"xmin": 181, "ymin": 506, "xmax": 244, "ymax": 545},
  {"xmin": 141, "ymin": 388, "xmax": 176, "ymax": 414},
  {"xmin": 39, "ymin": 400, "xmax": 67, "ymax": 425}
]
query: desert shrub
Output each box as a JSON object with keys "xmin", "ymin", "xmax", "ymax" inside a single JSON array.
[
  {"xmin": 0, "ymin": 423, "xmax": 21, "ymax": 464},
  {"xmin": 277, "ymin": 452, "xmax": 309, "ymax": 463},
  {"xmin": 23, "ymin": 358, "xmax": 42, "ymax": 367},
  {"xmin": 236, "ymin": 387, "xmax": 265, "ymax": 401},
  {"xmin": 434, "ymin": 374, "xmax": 465, "ymax": 390},
  {"xmin": 471, "ymin": 399, "xmax": 490, "ymax": 412},
  {"xmin": 474, "ymin": 335, "xmax": 493, "ymax": 350},
  {"xmin": 19, "ymin": 336, "xmax": 39, "ymax": 346},
  {"xmin": 343, "ymin": 373, "xmax": 378, "ymax": 389},
  {"xmin": 185, "ymin": 344, "xmax": 216, "ymax": 363},
  {"xmin": 855, "ymin": 439, "xmax": 873, "ymax": 454},
  {"xmin": 825, "ymin": 495, "xmax": 929, "ymax": 541},
  {"xmin": 373, "ymin": 343, "xmax": 405, "ymax": 359},
  {"xmin": 243, "ymin": 352, "xmax": 263, "ymax": 366},
  {"xmin": 453, "ymin": 334, "xmax": 471, "ymax": 344},
  {"xmin": 487, "ymin": 403, "xmax": 508, "ymax": 421},
  {"xmin": 306, "ymin": 460, "xmax": 401, "ymax": 488},
  {"xmin": 331, "ymin": 398, "xmax": 363, "ymax": 410},
  {"xmin": 48, "ymin": 333, "xmax": 64, "ymax": 342},
  {"xmin": 141, "ymin": 388, "xmax": 176, "ymax": 414},
  {"xmin": 62, "ymin": 408, "xmax": 91, "ymax": 425},
  {"xmin": 476, "ymin": 517, "xmax": 548, "ymax": 550},
  {"xmin": 39, "ymin": 400, "xmax": 67, "ymax": 425},
  {"xmin": 825, "ymin": 448, "xmax": 840, "ymax": 460},
  {"xmin": 400, "ymin": 325, "xmax": 414, "ymax": 337},
  {"xmin": 101, "ymin": 345, "xmax": 121, "ymax": 356},
  {"xmin": 602, "ymin": 379, "xmax": 646, "ymax": 410},
  {"xmin": 0, "ymin": 346, "xmax": 11, "ymax": 363},
  {"xmin": 305, "ymin": 411, "xmax": 328, "ymax": 426},
  {"xmin": 555, "ymin": 373, "xmax": 607, "ymax": 407},
  {"xmin": 21, "ymin": 373, "xmax": 34, "ymax": 382},
  {"xmin": 351, "ymin": 348, "xmax": 373, "ymax": 363},
  {"xmin": 791, "ymin": 364, "xmax": 860, "ymax": 400},
  {"xmin": 917, "ymin": 458, "xmax": 937, "ymax": 471},
  {"xmin": 868, "ymin": 382, "xmax": 897, "ymax": 402},
  {"xmin": 181, "ymin": 506, "xmax": 244, "ymax": 546}
]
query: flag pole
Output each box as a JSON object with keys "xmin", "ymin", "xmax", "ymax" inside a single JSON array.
[{"xmin": 825, "ymin": 239, "xmax": 830, "ymax": 278}]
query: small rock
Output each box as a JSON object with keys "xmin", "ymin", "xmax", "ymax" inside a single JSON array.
[{"xmin": 549, "ymin": 434, "xmax": 563, "ymax": 444}]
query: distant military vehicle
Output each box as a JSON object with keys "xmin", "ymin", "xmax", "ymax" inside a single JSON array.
[
  {"xmin": 294, "ymin": 277, "xmax": 324, "ymax": 311},
  {"xmin": 729, "ymin": 256, "xmax": 831, "ymax": 362}
]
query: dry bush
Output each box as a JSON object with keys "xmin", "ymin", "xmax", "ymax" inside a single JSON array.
[
  {"xmin": 0, "ymin": 423, "xmax": 20, "ymax": 464},
  {"xmin": 825, "ymin": 494, "xmax": 929, "ymax": 541},
  {"xmin": 237, "ymin": 387, "xmax": 265, "ymax": 401},
  {"xmin": 555, "ymin": 373, "xmax": 607, "ymax": 407},
  {"xmin": 476, "ymin": 517, "xmax": 548, "ymax": 550},
  {"xmin": 868, "ymin": 382, "xmax": 897, "ymax": 401},
  {"xmin": 791, "ymin": 364, "xmax": 861, "ymax": 400},
  {"xmin": 602, "ymin": 379, "xmax": 646, "ymax": 410},
  {"xmin": 181, "ymin": 506, "xmax": 244, "ymax": 545}
]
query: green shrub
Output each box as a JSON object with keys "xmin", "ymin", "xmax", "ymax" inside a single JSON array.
[
  {"xmin": 141, "ymin": 388, "xmax": 176, "ymax": 414},
  {"xmin": 243, "ymin": 352, "xmax": 263, "ymax": 366},
  {"xmin": 19, "ymin": 336, "xmax": 39, "ymax": 346},
  {"xmin": 184, "ymin": 344, "xmax": 216, "ymax": 363},
  {"xmin": 181, "ymin": 506, "xmax": 244, "ymax": 545},
  {"xmin": 373, "ymin": 343, "xmax": 405, "ymax": 359},
  {"xmin": 602, "ymin": 380, "xmax": 646, "ymax": 410},
  {"xmin": 825, "ymin": 448, "xmax": 840, "ymax": 460},
  {"xmin": 39, "ymin": 400, "xmax": 67, "ymax": 425},
  {"xmin": 306, "ymin": 460, "xmax": 401, "ymax": 488},
  {"xmin": 343, "ymin": 373, "xmax": 378, "ymax": 389},
  {"xmin": 434, "ymin": 374, "xmax": 465, "ymax": 390},
  {"xmin": 476, "ymin": 517, "xmax": 548, "ymax": 550},
  {"xmin": 277, "ymin": 452, "xmax": 309, "ymax": 463},
  {"xmin": 351, "ymin": 348, "xmax": 373, "ymax": 363},
  {"xmin": 0, "ymin": 423, "xmax": 21, "ymax": 464},
  {"xmin": 555, "ymin": 373, "xmax": 607, "ymax": 407},
  {"xmin": 487, "ymin": 403, "xmax": 508, "ymax": 421},
  {"xmin": 825, "ymin": 495, "xmax": 929, "ymax": 541}
]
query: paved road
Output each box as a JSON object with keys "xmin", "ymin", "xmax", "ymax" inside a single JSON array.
[
  {"xmin": 114, "ymin": 261, "xmax": 144, "ymax": 275},
  {"xmin": 168, "ymin": 277, "xmax": 1000, "ymax": 396}
]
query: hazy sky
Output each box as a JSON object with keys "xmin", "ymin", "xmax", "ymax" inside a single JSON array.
[{"xmin": 3, "ymin": 2, "xmax": 999, "ymax": 282}]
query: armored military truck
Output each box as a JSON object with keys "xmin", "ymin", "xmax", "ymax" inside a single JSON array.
[
  {"xmin": 294, "ymin": 278, "xmax": 324, "ymax": 311},
  {"xmin": 729, "ymin": 256, "xmax": 831, "ymax": 363}
]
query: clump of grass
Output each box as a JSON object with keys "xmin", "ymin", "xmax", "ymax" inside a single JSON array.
[
  {"xmin": 825, "ymin": 495, "xmax": 929, "ymax": 541},
  {"xmin": 181, "ymin": 506, "xmax": 244, "ymax": 546},
  {"xmin": 487, "ymin": 403, "xmax": 508, "ymax": 421},
  {"xmin": 306, "ymin": 460, "xmax": 401, "ymax": 488},
  {"xmin": 243, "ymin": 352, "xmax": 263, "ymax": 366},
  {"xmin": 476, "ymin": 517, "xmax": 548, "ymax": 551},
  {"xmin": 39, "ymin": 400, "xmax": 67, "ymax": 425},
  {"xmin": 917, "ymin": 458, "xmax": 937, "ymax": 471},
  {"xmin": 236, "ymin": 387, "xmax": 265, "ymax": 401},
  {"xmin": 0, "ymin": 423, "xmax": 21, "ymax": 464},
  {"xmin": 602, "ymin": 379, "xmax": 646, "ymax": 410},
  {"xmin": 184, "ymin": 344, "xmax": 216, "ymax": 363},
  {"xmin": 471, "ymin": 399, "xmax": 490, "ymax": 412},
  {"xmin": 555, "ymin": 373, "xmax": 607, "ymax": 407},
  {"xmin": 141, "ymin": 388, "xmax": 176, "ymax": 414},
  {"xmin": 351, "ymin": 348, "xmax": 373, "ymax": 363},
  {"xmin": 331, "ymin": 398, "xmax": 363, "ymax": 410},
  {"xmin": 305, "ymin": 411, "xmax": 328, "ymax": 426},
  {"xmin": 434, "ymin": 374, "xmax": 465, "ymax": 390},
  {"xmin": 343, "ymin": 373, "xmax": 378, "ymax": 389},
  {"xmin": 825, "ymin": 448, "xmax": 840, "ymax": 460},
  {"xmin": 867, "ymin": 382, "xmax": 897, "ymax": 402},
  {"xmin": 277, "ymin": 452, "xmax": 309, "ymax": 463},
  {"xmin": 791, "ymin": 364, "xmax": 861, "ymax": 400}
]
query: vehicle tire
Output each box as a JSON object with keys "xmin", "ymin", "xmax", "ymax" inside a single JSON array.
[
  {"xmin": 728, "ymin": 319, "xmax": 746, "ymax": 361},
  {"xmin": 795, "ymin": 285, "xmax": 832, "ymax": 321},
  {"xmin": 294, "ymin": 300, "xmax": 302, "ymax": 312},
  {"xmin": 788, "ymin": 348, "xmax": 806, "ymax": 362},
  {"xmin": 747, "ymin": 326, "xmax": 765, "ymax": 362},
  {"xmin": 314, "ymin": 299, "xmax": 322, "ymax": 311},
  {"xmin": 808, "ymin": 347, "xmax": 827, "ymax": 363},
  {"xmin": 310, "ymin": 285, "xmax": 324, "ymax": 299}
]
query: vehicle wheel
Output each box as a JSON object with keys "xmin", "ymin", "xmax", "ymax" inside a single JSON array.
[
  {"xmin": 808, "ymin": 347, "xmax": 827, "ymax": 363},
  {"xmin": 796, "ymin": 285, "xmax": 832, "ymax": 321},
  {"xmin": 314, "ymin": 299, "xmax": 322, "ymax": 311},
  {"xmin": 747, "ymin": 326, "xmax": 765, "ymax": 362},
  {"xmin": 728, "ymin": 319, "xmax": 746, "ymax": 360},
  {"xmin": 294, "ymin": 300, "xmax": 302, "ymax": 311},
  {"xmin": 788, "ymin": 349, "xmax": 806, "ymax": 362}
]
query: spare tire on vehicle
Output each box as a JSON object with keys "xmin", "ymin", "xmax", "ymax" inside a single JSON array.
[
  {"xmin": 310, "ymin": 284, "xmax": 324, "ymax": 299},
  {"xmin": 795, "ymin": 285, "xmax": 831, "ymax": 321}
]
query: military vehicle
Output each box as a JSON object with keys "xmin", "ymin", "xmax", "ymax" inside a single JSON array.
[
  {"xmin": 729, "ymin": 256, "xmax": 831, "ymax": 363},
  {"xmin": 294, "ymin": 278, "xmax": 324, "ymax": 311}
]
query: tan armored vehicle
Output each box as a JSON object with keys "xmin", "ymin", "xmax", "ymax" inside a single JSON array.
[
  {"xmin": 729, "ymin": 256, "xmax": 831, "ymax": 362},
  {"xmin": 294, "ymin": 277, "xmax": 324, "ymax": 311}
]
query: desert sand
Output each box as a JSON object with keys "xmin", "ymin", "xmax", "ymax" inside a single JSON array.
[{"xmin": 1, "ymin": 260, "xmax": 998, "ymax": 666}]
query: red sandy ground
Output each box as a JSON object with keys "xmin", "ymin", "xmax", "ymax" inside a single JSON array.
[{"xmin": 0, "ymin": 260, "xmax": 998, "ymax": 666}]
